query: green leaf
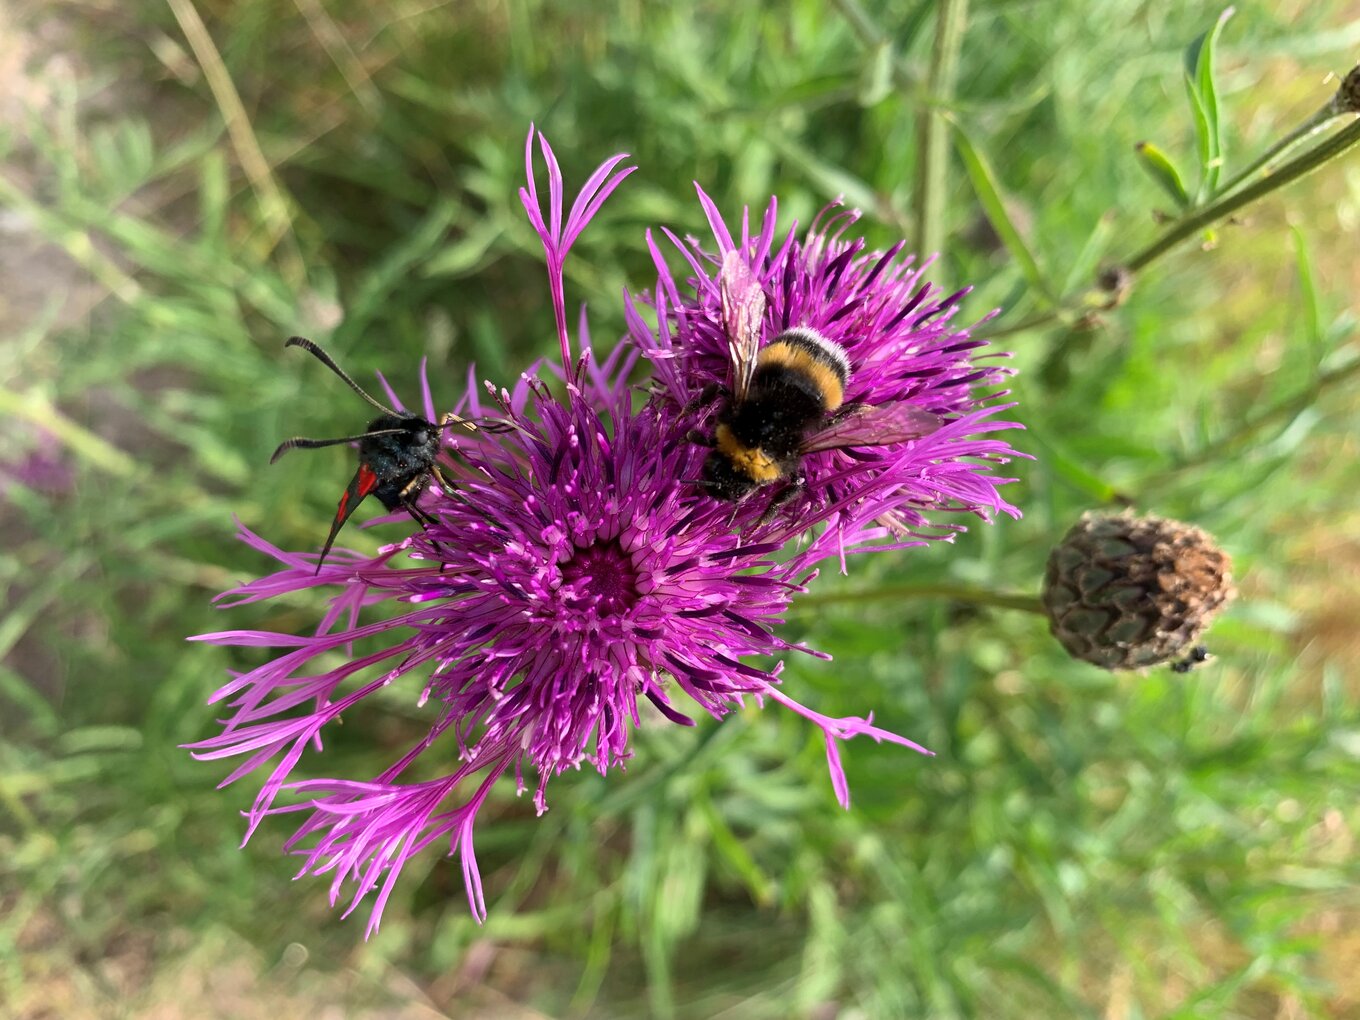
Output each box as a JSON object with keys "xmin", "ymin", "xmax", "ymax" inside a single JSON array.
[
  {"xmin": 338, "ymin": 198, "xmax": 460, "ymax": 342},
  {"xmin": 857, "ymin": 40, "xmax": 894, "ymax": 106},
  {"xmin": 56, "ymin": 726, "xmax": 144, "ymax": 755},
  {"xmin": 1184, "ymin": 6, "xmax": 1235, "ymax": 198},
  {"xmin": 695, "ymin": 793, "xmax": 775, "ymax": 905},
  {"xmin": 1183, "ymin": 75, "xmax": 1214, "ymax": 203},
  {"xmin": 950, "ymin": 121, "xmax": 1058, "ymax": 305},
  {"xmin": 769, "ymin": 134, "xmax": 883, "ymax": 215},
  {"xmin": 87, "ymin": 119, "xmax": 156, "ymax": 205},
  {"xmin": 1061, "ymin": 212, "xmax": 1115, "ymax": 294},
  {"xmin": 1134, "ymin": 141, "xmax": 1191, "ymax": 208},
  {"xmin": 423, "ymin": 220, "xmax": 505, "ymax": 279},
  {"xmin": 1291, "ymin": 225, "xmax": 1324, "ymax": 363},
  {"xmin": 1024, "ymin": 423, "xmax": 1121, "ymax": 503},
  {"xmin": 0, "ymin": 664, "xmax": 60, "ymax": 739}
]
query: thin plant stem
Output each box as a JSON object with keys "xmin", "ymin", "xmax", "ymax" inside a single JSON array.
[
  {"xmin": 795, "ymin": 582, "xmax": 1045, "ymax": 615},
  {"xmin": 1212, "ymin": 101, "xmax": 1342, "ymax": 199},
  {"xmin": 913, "ymin": 0, "xmax": 969, "ymax": 264},
  {"xmin": 978, "ymin": 309, "xmax": 1069, "ymax": 340},
  {"xmin": 974, "ymin": 113, "xmax": 1360, "ymax": 341},
  {"xmin": 167, "ymin": 0, "xmax": 305, "ymax": 284},
  {"xmin": 1124, "ymin": 115, "xmax": 1360, "ymax": 272},
  {"xmin": 1148, "ymin": 356, "xmax": 1360, "ymax": 487}
]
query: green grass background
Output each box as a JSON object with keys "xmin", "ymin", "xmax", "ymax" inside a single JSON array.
[{"xmin": 2, "ymin": 1, "xmax": 1359, "ymax": 1017}]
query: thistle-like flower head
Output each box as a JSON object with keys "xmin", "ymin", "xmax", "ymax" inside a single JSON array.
[
  {"xmin": 628, "ymin": 191, "xmax": 1024, "ymax": 554},
  {"xmin": 189, "ymin": 130, "xmax": 929, "ymax": 935}
]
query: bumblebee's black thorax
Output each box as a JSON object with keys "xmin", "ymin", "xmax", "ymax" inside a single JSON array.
[{"xmin": 360, "ymin": 413, "xmax": 440, "ymax": 509}]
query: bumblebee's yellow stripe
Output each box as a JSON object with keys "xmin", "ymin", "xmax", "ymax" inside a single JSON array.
[
  {"xmin": 756, "ymin": 341, "xmax": 847, "ymax": 411},
  {"xmin": 715, "ymin": 424, "xmax": 781, "ymax": 482}
]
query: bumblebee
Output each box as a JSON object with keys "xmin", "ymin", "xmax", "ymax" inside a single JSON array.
[
  {"xmin": 271, "ymin": 336, "xmax": 503, "ymax": 572},
  {"xmin": 692, "ymin": 255, "xmax": 940, "ymax": 511}
]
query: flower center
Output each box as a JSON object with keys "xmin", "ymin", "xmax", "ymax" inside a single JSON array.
[{"xmin": 561, "ymin": 540, "xmax": 640, "ymax": 614}]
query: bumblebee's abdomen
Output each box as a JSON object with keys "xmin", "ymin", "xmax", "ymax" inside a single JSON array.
[{"xmin": 753, "ymin": 327, "xmax": 851, "ymax": 413}]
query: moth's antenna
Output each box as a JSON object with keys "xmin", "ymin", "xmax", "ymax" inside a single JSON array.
[
  {"xmin": 270, "ymin": 429, "xmax": 408, "ymax": 464},
  {"xmin": 286, "ymin": 336, "xmax": 401, "ymax": 417}
]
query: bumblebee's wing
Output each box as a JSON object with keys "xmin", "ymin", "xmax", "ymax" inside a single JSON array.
[
  {"xmin": 316, "ymin": 462, "xmax": 380, "ymax": 573},
  {"xmin": 800, "ymin": 403, "xmax": 942, "ymax": 454},
  {"xmin": 719, "ymin": 250, "xmax": 765, "ymax": 403}
]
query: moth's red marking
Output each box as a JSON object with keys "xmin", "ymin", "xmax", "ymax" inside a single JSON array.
[
  {"xmin": 335, "ymin": 464, "xmax": 378, "ymax": 523},
  {"xmin": 356, "ymin": 462, "xmax": 379, "ymax": 496}
]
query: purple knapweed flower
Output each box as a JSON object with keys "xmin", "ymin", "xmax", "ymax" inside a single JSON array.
[
  {"xmin": 189, "ymin": 128, "xmax": 927, "ymax": 935},
  {"xmin": 0, "ymin": 424, "xmax": 75, "ymax": 498},
  {"xmin": 626, "ymin": 190, "xmax": 1024, "ymax": 556}
]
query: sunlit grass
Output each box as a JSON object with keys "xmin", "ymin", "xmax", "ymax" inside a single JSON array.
[{"xmin": 2, "ymin": 1, "xmax": 1358, "ymax": 1017}]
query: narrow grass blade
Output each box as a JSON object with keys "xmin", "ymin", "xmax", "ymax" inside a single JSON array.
[
  {"xmin": 950, "ymin": 121, "xmax": 1058, "ymax": 306},
  {"xmin": 1185, "ymin": 6, "xmax": 1235, "ymax": 198},
  {"xmin": 1291, "ymin": 225, "xmax": 1324, "ymax": 364},
  {"xmin": 339, "ymin": 198, "xmax": 460, "ymax": 341}
]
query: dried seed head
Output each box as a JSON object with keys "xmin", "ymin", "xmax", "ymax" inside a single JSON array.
[
  {"xmin": 1041, "ymin": 511, "xmax": 1235, "ymax": 670},
  {"xmin": 1336, "ymin": 64, "xmax": 1360, "ymax": 115}
]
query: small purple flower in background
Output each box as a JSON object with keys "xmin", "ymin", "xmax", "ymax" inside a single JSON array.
[
  {"xmin": 627, "ymin": 190, "xmax": 1024, "ymax": 554},
  {"xmin": 0, "ymin": 424, "xmax": 75, "ymax": 498},
  {"xmin": 189, "ymin": 128, "xmax": 930, "ymax": 935}
]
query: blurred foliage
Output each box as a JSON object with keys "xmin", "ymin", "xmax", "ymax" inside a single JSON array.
[{"xmin": 2, "ymin": 0, "xmax": 1359, "ymax": 1018}]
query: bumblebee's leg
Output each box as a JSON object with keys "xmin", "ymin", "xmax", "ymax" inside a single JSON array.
[
  {"xmin": 1170, "ymin": 644, "xmax": 1211, "ymax": 673},
  {"xmin": 686, "ymin": 429, "xmax": 716, "ymax": 447},
  {"xmin": 754, "ymin": 473, "xmax": 806, "ymax": 529},
  {"xmin": 825, "ymin": 401, "xmax": 868, "ymax": 426}
]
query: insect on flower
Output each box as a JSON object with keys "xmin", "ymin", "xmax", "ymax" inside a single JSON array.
[
  {"xmin": 689, "ymin": 252, "xmax": 942, "ymax": 520},
  {"xmin": 192, "ymin": 123, "xmax": 1029, "ymax": 935},
  {"xmin": 631, "ymin": 190, "xmax": 1024, "ymax": 552},
  {"xmin": 271, "ymin": 336, "xmax": 508, "ymax": 572}
]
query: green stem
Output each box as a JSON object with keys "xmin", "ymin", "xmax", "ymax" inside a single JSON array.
[
  {"xmin": 977, "ymin": 308, "xmax": 1065, "ymax": 340},
  {"xmin": 1151, "ymin": 356, "xmax": 1360, "ymax": 485},
  {"xmin": 795, "ymin": 582, "xmax": 1045, "ymax": 615},
  {"xmin": 977, "ymin": 112, "xmax": 1360, "ymax": 341},
  {"xmin": 913, "ymin": 0, "xmax": 969, "ymax": 263},
  {"xmin": 1212, "ymin": 101, "xmax": 1342, "ymax": 200},
  {"xmin": 829, "ymin": 0, "xmax": 919, "ymax": 91},
  {"xmin": 1124, "ymin": 115, "xmax": 1360, "ymax": 273}
]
